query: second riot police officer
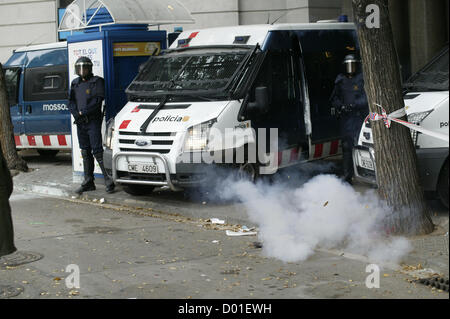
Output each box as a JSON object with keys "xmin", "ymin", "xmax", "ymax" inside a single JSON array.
[
  {"xmin": 69, "ymin": 56, "xmax": 115, "ymax": 194},
  {"xmin": 330, "ymin": 54, "xmax": 369, "ymax": 184}
]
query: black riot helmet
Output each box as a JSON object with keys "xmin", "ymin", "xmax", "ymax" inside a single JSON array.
[
  {"xmin": 74, "ymin": 56, "xmax": 93, "ymax": 79},
  {"xmin": 343, "ymin": 54, "xmax": 359, "ymax": 75}
]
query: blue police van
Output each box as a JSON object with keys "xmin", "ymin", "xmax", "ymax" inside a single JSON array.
[{"xmin": 3, "ymin": 42, "xmax": 71, "ymax": 156}]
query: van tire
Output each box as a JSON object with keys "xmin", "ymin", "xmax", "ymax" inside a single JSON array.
[
  {"xmin": 37, "ymin": 150, "xmax": 59, "ymax": 158},
  {"xmin": 437, "ymin": 159, "xmax": 449, "ymax": 209},
  {"xmin": 122, "ymin": 184, "xmax": 155, "ymax": 196}
]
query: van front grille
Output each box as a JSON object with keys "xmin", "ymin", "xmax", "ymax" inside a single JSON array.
[{"xmin": 117, "ymin": 131, "xmax": 177, "ymax": 155}]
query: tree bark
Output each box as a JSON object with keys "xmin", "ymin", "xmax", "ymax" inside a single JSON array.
[
  {"xmin": 352, "ymin": 0, "xmax": 434, "ymax": 235},
  {"xmin": 0, "ymin": 63, "xmax": 28, "ymax": 171}
]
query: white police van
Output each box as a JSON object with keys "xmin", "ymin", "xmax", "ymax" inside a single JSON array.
[
  {"xmin": 353, "ymin": 45, "xmax": 449, "ymax": 207},
  {"xmin": 105, "ymin": 23, "xmax": 360, "ymax": 195},
  {"xmin": 3, "ymin": 42, "xmax": 71, "ymax": 157}
]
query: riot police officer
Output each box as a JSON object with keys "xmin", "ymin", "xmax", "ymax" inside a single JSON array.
[
  {"xmin": 330, "ymin": 54, "xmax": 369, "ymax": 184},
  {"xmin": 69, "ymin": 56, "xmax": 114, "ymax": 194}
]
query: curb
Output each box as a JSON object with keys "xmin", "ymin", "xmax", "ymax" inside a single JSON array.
[{"xmin": 14, "ymin": 184, "xmax": 72, "ymax": 198}]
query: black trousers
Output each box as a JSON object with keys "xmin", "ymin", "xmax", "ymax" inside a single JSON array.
[{"xmin": 77, "ymin": 119, "xmax": 103, "ymax": 154}]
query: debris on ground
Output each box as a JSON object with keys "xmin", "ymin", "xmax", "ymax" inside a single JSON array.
[{"xmin": 226, "ymin": 226, "xmax": 257, "ymax": 237}]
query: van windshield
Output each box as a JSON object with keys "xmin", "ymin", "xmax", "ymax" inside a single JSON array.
[
  {"xmin": 404, "ymin": 46, "xmax": 449, "ymax": 92},
  {"xmin": 4, "ymin": 68, "xmax": 20, "ymax": 106},
  {"xmin": 126, "ymin": 48, "xmax": 251, "ymax": 99}
]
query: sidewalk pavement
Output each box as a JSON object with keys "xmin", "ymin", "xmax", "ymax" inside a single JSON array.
[{"xmin": 10, "ymin": 150, "xmax": 450, "ymax": 280}]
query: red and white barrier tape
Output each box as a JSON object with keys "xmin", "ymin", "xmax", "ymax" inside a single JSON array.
[{"xmin": 365, "ymin": 103, "xmax": 449, "ymax": 144}]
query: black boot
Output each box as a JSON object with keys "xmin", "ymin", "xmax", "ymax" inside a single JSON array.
[
  {"xmin": 75, "ymin": 150, "xmax": 96, "ymax": 194},
  {"xmin": 94, "ymin": 152, "xmax": 115, "ymax": 194}
]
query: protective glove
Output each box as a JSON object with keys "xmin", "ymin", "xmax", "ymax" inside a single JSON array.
[{"xmin": 74, "ymin": 114, "xmax": 89, "ymax": 125}]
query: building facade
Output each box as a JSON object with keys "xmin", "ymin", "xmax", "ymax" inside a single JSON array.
[{"xmin": 0, "ymin": 0, "xmax": 448, "ymax": 79}]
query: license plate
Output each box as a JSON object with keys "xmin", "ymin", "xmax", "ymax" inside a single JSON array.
[
  {"xmin": 127, "ymin": 162, "xmax": 158, "ymax": 174},
  {"xmin": 358, "ymin": 151, "xmax": 374, "ymax": 170}
]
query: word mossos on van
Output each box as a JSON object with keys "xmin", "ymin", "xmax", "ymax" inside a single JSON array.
[{"xmin": 43, "ymin": 103, "xmax": 68, "ymax": 111}]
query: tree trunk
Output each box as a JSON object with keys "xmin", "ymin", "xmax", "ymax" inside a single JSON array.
[
  {"xmin": 0, "ymin": 63, "xmax": 28, "ymax": 171},
  {"xmin": 352, "ymin": 0, "xmax": 434, "ymax": 235}
]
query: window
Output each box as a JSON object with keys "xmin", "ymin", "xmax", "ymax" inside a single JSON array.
[
  {"xmin": 404, "ymin": 45, "xmax": 449, "ymax": 92},
  {"xmin": 24, "ymin": 65, "xmax": 68, "ymax": 102},
  {"xmin": 127, "ymin": 48, "xmax": 250, "ymax": 96},
  {"xmin": 43, "ymin": 75, "xmax": 62, "ymax": 90},
  {"xmin": 4, "ymin": 68, "xmax": 21, "ymax": 106}
]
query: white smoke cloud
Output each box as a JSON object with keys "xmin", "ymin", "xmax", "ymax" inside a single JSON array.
[{"xmin": 219, "ymin": 174, "xmax": 412, "ymax": 265}]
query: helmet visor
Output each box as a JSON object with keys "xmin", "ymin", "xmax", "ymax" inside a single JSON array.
[
  {"xmin": 345, "ymin": 61, "xmax": 357, "ymax": 74},
  {"xmin": 75, "ymin": 62, "xmax": 92, "ymax": 77}
]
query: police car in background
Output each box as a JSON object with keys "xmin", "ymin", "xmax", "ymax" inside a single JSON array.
[
  {"xmin": 353, "ymin": 44, "xmax": 449, "ymax": 208},
  {"xmin": 3, "ymin": 42, "xmax": 71, "ymax": 157}
]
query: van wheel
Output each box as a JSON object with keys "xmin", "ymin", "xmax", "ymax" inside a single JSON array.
[
  {"xmin": 37, "ymin": 150, "xmax": 59, "ymax": 158},
  {"xmin": 437, "ymin": 160, "xmax": 449, "ymax": 209},
  {"xmin": 237, "ymin": 162, "xmax": 258, "ymax": 182},
  {"xmin": 122, "ymin": 184, "xmax": 155, "ymax": 196}
]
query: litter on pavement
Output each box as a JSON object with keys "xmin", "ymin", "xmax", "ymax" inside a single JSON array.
[{"xmin": 226, "ymin": 226, "xmax": 257, "ymax": 237}]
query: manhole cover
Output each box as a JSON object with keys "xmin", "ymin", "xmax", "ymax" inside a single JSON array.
[
  {"xmin": 0, "ymin": 284, "xmax": 24, "ymax": 298},
  {"xmin": 0, "ymin": 251, "xmax": 43, "ymax": 269}
]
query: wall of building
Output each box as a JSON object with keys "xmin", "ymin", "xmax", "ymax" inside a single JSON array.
[
  {"xmin": 1, "ymin": 0, "xmax": 448, "ymax": 80},
  {"xmin": 0, "ymin": 0, "xmax": 58, "ymax": 63},
  {"xmin": 153, "ymin": 0, "xmax": 342, "ymax": 35}
]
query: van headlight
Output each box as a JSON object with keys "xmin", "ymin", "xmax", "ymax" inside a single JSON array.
[
  {"xmin": 104, "ymin": 118, "xmax": 115, "ymax": 149},
  {"xmin": 184, "ymin": 119, "xmax": 217, "ymax": 152},
  {"xmin": 407, "ymin": 110, "xmax": 433, "ymax": 145}
]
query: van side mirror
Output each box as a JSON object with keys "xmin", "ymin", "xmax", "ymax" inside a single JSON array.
[{"xmin": 247, "ymin": 86, "xmax": 269, "ymax": 115}]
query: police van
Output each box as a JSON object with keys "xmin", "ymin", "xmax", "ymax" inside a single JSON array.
[
  {"xmin": 353, "ymin": 45, "xmax": 449, "ymax": 207},
  {"xmin": 105, "ymin": 23, "xmax": 359, "ymax": 195},
  {"xmin": 3, "ymin": 42, "xmax": 71, "ymax": 156}
]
